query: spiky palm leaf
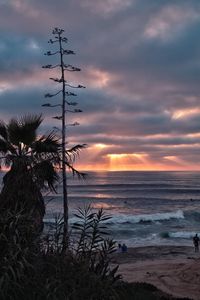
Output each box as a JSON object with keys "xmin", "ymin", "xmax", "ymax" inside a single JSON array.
[
  {"xmin": 7, "ymin": 114, "xmax": 43, "ymax": 146},
  {"xmin": 66, "ymin": 143, "xmax": 87, "ymax": 166},
  {"xmin": 0, "ymin": 115, "xmax": 59, "ymax": 234},
  {"xmin": 0, "ymin": 114, "xmax": 86, "ymax": 235},
  {"xmin": 0, "ymin": 121, "xmax": 8, "ymax": 141},
  {"xmin": 64, "ymin": 160, "xmax": 87, "ymax": 179},
  {"xmin": 32, "ymin": 132, "xmax": 60, "ymax": 154},
  {"xmin": 0, "ymin": 138, "xmax": 9, "ymax": 153},
  {"xmin": 32, "ymin": 160, "xmax": 59, "ymax": 192}
]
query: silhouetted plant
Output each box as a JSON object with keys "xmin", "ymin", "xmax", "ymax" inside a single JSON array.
[
  {"xmin": 0, "ymin": 204, "xmax": 186, "ymax": 300},
  {"xmin": 72, "ymin": 205, "xmax": 120, "ymax": 283},
  {"xmin": 0, "ymin": 205, "xmax": 36, "ymax": 300},
  {"xmin": 0, "ymin": 205, "xmax": 119, "ymax": 299},
  {"xmin": 43, "ymin": 27, "xmax": 86, "ymax": 250},
  {"xmin": 0, "ymin": 114, "xmax": 60, "ymax": 233}
]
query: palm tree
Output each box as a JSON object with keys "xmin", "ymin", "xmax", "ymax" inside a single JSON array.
[{"xmin": 0, "ymin": 114, "xmax": 61, "ymax": 233}]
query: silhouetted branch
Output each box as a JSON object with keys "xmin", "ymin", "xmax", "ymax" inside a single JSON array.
[
  {"xmin": 64, "ymin": 64, "xmax": 81, "ymax": 71},
  {"xmin": 66, "ymin": 102, "xmax": 77, "ymax": 106},
  {"xmin": 63, "ymin": 49, "xmax": 75, "ymax": 55},
  {"xmin": 65, "ymin": 92, "xmax": 77, "ymax": 96},
  {"xmin": 65, "ymin": 109, "xmax": 82, "ymax": 113},
  {"xmin": 52, "ymin": 116, "xmax": 62, "ymax": 120},
  {"xmin": 44, "ymin": 91, "xmax": 62, "ymax": 98},
  {"xmin": 65, "ymin": 84, "xmax": 86, "ymax": 88},
  {"xmin": 44, "ymin": 51, "xmax": 60, "ymax": 56},
  {"xmin": 42, "ymin": 104, "xmax": 62, "ymax": 108},
  {"xmin": 42, "ymin": 64, "xmax": 60, "ymax": 69},
  {"xmin": 49, "ymin": 77, "xmax": 63, "ymax": 83}
]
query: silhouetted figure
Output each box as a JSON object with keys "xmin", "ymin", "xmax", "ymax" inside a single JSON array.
[
  {"xmin": 117, "ymin": 243, "xmax": 122, "ymax": 253},
  {"xmin": 121, "ymin": 243, "xmax": 127, "ymax": 253},
  {"xmin": 193, "ymin": 233, "xmax": 200, "ymax": 252}
]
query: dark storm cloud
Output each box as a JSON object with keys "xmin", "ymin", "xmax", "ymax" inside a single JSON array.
[{"xmin": 1, "ymin": 0, "xmax": 200, "ymax": 169}]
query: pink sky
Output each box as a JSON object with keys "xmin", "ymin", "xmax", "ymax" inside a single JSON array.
[{"xmin": 0, "ymin": 0, "xmax": 200, "ymax": 171}]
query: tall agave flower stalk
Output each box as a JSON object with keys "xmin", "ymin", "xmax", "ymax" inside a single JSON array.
[{"xmin": 42, "ymin": 28, "xmax": 86, "ymax": 250}]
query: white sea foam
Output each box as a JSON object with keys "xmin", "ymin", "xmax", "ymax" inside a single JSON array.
[
  {"xmin": 169, "ymin": 231, "xmax": 200, "ymax": 239},
  {"xmin": 44, "ymin": 218, "xmax": 57, "ymax": 224},
  {"xmin": 45, "ymin": 210, "xmax": 185, "ymax": 227},
  {"xmin": 107, "ymin": 210, "xmax": 184, "ymax": 224}
]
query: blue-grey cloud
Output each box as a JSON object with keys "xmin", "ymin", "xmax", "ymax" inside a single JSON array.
[{"xmin": 0, "ymin": 0, "xmax": 200, "ymax": 169}]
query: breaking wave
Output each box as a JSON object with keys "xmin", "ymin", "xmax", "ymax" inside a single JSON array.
[
  {"xmin": 106, "ymin": 210, "xmax": 184, "ymax": 225},
  {"xmin": 160, "ymin": 231, "xmax": 200, "ymax": 239},
  {"xmin": 44, "ymin": 210, "xmax": 184, "ymax": 226}
]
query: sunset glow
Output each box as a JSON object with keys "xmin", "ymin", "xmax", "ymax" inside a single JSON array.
[
  {"xmin": 95, "ymin": 143, "xmax": 108, "ymax": 149},
  {"xmin": 1, "ymin": 1, "xmax": 200, "ymax": 171},
  {"xmin": 2, "ymin": 4, "xmax": 200, "ymax": 299},
  {"xmin": 107, "ymin": 153, "xmax": 149, "ymax": 171},
  {"xmin": 76, "ymin": 147, "xmax": 200, "ymax": 171},
  {"xmin": 88, "ymin": 68, "xmax": 110, "ymax": 88},
  {"xmin": 172, "ymin": 108, "xmax": 200, "ymax": 120}
]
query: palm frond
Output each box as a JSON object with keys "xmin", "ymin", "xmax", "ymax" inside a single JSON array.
[
  {"xmin": 20, "ymin": 114, "xmax": 43, "ymax": 130},
  {"xmin": 66, "ymin": 144, "xmax": 87, "ymax": 155},
  {"xmin": 33, "ymin": 132, "xmax": 60, "ymax": 154},
  {"xmin": 8, "ymin": 114, "xmax": 43, "ymax": 146},
  {"xmin": 66, "ymin": 144, "xmax": 87, "ymax": 164},
  {"xmin": 7, "ymin": 118, "xmax": 19, "ymax": 146},
  {"xmin": 64, "ymin": 161, "xmax": 87, "ymax": 179},
  {"xmin": 0, "ymin": 138, "xmax": 9, "ymax": 153},
  {"xmin": 0, "ymin": 122, "xmax": 8, "ymax": 141},
  {"xmin": 4, "ymin": 156, "xmax": 12, "ymax": 168},
  {"xmin": 33, "ymin": 160, "xmax": 59, "ymax": 191}
]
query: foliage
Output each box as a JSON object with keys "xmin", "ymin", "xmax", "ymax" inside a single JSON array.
[
  {"xmin": 0, "ymin": 205, "xmax": 192, "ymax": 300},
  {"xmin": 72, "ymin": 205, "xmax": 120, "ymax": 284},
  {"xmin": 0, "ymin": 205, "xmax": 120, "ymax": 300},
  {"xmin": 0, "ymin": 205, "xmax": 37, "ymax": 300},
  {"xmin": 0, "ymin": 114, "xmax": 85, "ymax": 234},
  {"xmin": 0, "ymin": 114, "xmax": 59, "ymax": 231}
]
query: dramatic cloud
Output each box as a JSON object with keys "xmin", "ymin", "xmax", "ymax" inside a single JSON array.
[{"xmin": 0, "ymin": 0, "xmax": 200, "ymax": 170}]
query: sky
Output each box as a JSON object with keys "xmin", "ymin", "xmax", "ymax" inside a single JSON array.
[{"xmin": 0, "ymin": 0, "xmax": 200, "ymax": 171}]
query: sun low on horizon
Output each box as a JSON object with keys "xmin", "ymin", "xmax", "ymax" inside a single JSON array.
[{"xmin": 75, "ymin": 143, "xmax": 200, "ymax": 172}]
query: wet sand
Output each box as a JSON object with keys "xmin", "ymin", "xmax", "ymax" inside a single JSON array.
[{"xmin": 113, "ymin": 245, "xmax": 200, "ymax": 300}]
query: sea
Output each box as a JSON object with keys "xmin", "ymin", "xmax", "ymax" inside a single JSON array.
[{"xmin": 43, "ymin": 171, "xmax": 200, "ymax": 248}]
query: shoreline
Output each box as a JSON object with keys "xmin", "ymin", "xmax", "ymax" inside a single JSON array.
[{"xmin": 113, "ymin": 245, "xmax": 200, "ymax": 300}]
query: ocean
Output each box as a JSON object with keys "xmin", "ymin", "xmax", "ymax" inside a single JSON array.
[{"xmin": 44, "ymin": 171, "xmax": 200, "ymax": 247}]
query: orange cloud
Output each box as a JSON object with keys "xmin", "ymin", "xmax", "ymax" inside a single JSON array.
[{"xmin": 171, "ymin": 107, "xmax": 200, "ymax": 119}]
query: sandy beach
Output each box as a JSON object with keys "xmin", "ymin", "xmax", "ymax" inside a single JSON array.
[{"xmin": 113, "ymin": 245, "xmax": 200, "ymax": 300}]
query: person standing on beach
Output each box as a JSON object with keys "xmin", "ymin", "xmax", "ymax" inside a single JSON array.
[
  {"xmin": 193, "ymin": 234, "xmax": 200, "ymax": 252},
  {"xmin": 121, "ymin": 243, "xmax": 128, "ymax": 253},
  {"xmin": 117, "ymin": 243, "xmax": 122, "ymax": 253}
]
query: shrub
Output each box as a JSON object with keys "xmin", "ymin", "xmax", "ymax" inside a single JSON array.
[
  {"xmin": 0, "ymin": 205, "xmax": 120, "ymax": 300},
  {"xmin": 0, "ymin": 205, "xmax": 187, "ymax": 300}
]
